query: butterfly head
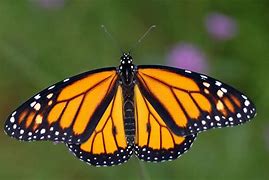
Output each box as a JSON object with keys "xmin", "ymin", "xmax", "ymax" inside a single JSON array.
[
  {"xmin": 118, "ymin": 53, "xmax": 135, "ymax": 85},
  {"xmin": 120, "ymin": 53, "xmax": 133, "ymax": 64}
]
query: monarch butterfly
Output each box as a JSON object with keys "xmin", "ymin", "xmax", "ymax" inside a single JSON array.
[{"xmin": 4, "ymin": 52, "xmax": 256, "ymax": 167}]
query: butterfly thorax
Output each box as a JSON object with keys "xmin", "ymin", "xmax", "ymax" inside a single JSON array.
[
  {"xmin": 118, "ymin": 53, "xmax": 135, "ymax": 86},
  {"xmin": 118, "ymin": 53, "xmax": 136, "ymax": 145}
]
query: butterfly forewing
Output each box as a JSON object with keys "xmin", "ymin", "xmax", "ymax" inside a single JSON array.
[
  {"xmin": 66, "ymin": 86, "xmax": 132, "ymax": 166},
  {"xmin": 4, "ymin": 68, "xmax": 118, "ymax": 144},
  {"xmin": 134, "ymin": 85, "xmax": 197, "ymax": 162},
  {"xmin": 136, "ymin": 65, "xmax": 256, "ymax": 136}
]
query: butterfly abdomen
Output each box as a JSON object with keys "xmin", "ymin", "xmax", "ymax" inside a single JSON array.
[{"xmin": 122, "ymin": 85, "xmax": 135, "ymax": 145}]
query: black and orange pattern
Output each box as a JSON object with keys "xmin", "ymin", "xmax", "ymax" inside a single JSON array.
[
  {"xmin": 4, "ymin": 53, "xmax": 256, "ymax": 167},
  {"xmin": 67, "ymin": 86, "xmax": 133, "ymax": 166},
  {"xmin": 136, "ymin": 65, "xmax": 256, "ymax": 136},
  {"xmin": 4, "ymin": 68, "xmax": 117, "ymax": 144},
  {"xmin": 134, "ymin": 85, "xmax": 196, "ymax": 162}
]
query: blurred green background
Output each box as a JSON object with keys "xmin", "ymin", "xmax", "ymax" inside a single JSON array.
[{"xmin": 0, "ymin": 1, "xmax": 268, "ymax": 180}]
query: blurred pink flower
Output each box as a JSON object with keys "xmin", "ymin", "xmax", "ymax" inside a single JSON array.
[
  {"xmin": 167, "ymin": 43, "xmax": 209, "ymax": 73},
  {"xmin": 32, "ymin": 0, "xmax": 65, "ymax": 9},
  {"xmin": 205, "ymin": 12, "xmax": 237, "ymax": 41}
]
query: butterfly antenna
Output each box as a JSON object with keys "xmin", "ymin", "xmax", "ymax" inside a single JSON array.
[
  {"xmin": 129, "ymin": 25, "xmax": 156, "ymax": 53},
  {"xmin": 101, "ymin": 25, "xmax": 123, "ymax": 53}
]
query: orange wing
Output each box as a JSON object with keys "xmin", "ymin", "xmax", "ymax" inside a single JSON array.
[
  {"xmin": 4, "ymin": 68, "xmax": 118, "ymax": 144},
  {"xmin": 134, "ymin": 85, "xmax": 197, "ymax": 162},
  {"xmin": 136, "ymin": 65, "xmax": 256, "ymax": 136},
  {"xmin": 66, "ymin": 86, "xmax": 131, "ymax": 166}
]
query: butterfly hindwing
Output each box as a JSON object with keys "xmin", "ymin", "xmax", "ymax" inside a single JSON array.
[
  {"xmin": 134, "ymin": 85, "xmax": 197, "ymax": 162},
  {"xmin": 4, "ymin": 68, "xmax": 118, "ymax": 144},
  {"xmin": 66, "ymin": 86, "xmax": 132, "ymax": 167},
  {"xmin": 136, "ymin": 65, "xmax": 256, "ymax": 136}
]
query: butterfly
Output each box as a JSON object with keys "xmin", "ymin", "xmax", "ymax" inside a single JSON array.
[{"xmin": 4, "ymin": 52, "xmax": 256, "ymax": 167}]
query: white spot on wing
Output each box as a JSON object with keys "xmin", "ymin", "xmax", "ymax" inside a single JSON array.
[
  {"xmin": 242, "ymin": 95, "xmax": 247, "ymax": 99},
  {"xmin": 215, "ymin": 116, "xmax": 220, "ymax": 121},
  {"xmin": 40, "ymin": 129, "xmax": 46, "ymax": 134},
  {"xmin": 217, "ymin": 90, "xmax": 224, "ymax": 98},
  {"xmin": 221, "ymin": 87, "xmax": 227, "ymax": 93},
  {"xmin": 30, "ymin": 101, "xmax": 37, "ymax": 107},
  {"xmin": 185, "ymin": 70, "xmax": 191, "ymax": 73},
  {"xmin": 215, "ymin": 81, "xmax": 222, "ymax": 86},
  {"xmin": 63, "ymin": 78, "xmax": 69, "ymax": 82},
  {"xmin": 12, "ymin": 111, "xmax": 17, "ymax": 116},
  {"xmin": 34, "ymin": 103, "xmax": 41, "ymax": 111},
  {"xmin": 200, "ymin": 75, "xmax": 207, "ymax": 79},
  {"xmin": 46, "ymin": 93, "xmax": 53, "ymax": 99},
  {"xmin": 48, "ymin": 85, "xmax": 55, "ymax": 90},
  {"xmin": 203, "ymin": 82, "xmax": 210, "ymax": 87},
  {"xmin": 10, "ymin": 117, "xmax": 15, "ymax": 123},
  {"xmin": 34, "ymin": 94, "xmax": 41, "ymax": 100},
  {"xmin": 244, "ymin": 100, "xmax": 250, "ymax": 107}
]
